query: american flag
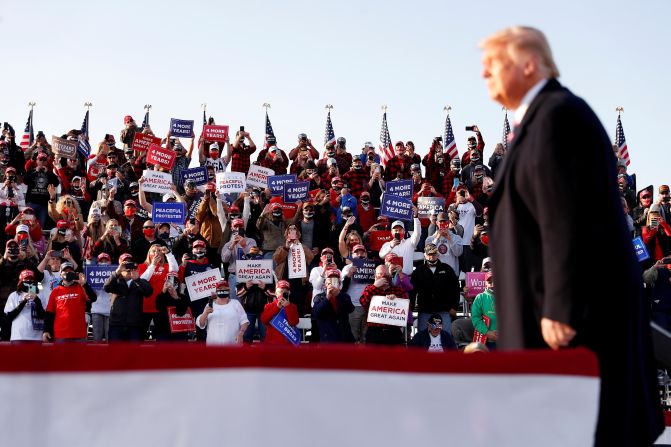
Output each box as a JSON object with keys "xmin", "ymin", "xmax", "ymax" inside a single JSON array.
[
  {"xmin": 324, "ymin": 111, "xmax": 336, "ymax": 147},
  {"xmin": 140, "ymin": 110, "xmax": 149, "ymax": 131},
  {"xmin": 378, "ymin": 112, "xmax": 393, "ymax": 167},
  {"xmin": 19, "ymin": 109, "xmax": 34, "ymax": 152},
  {"xmin": 444, "ymin": 112, "xmax": 457, "ymax": 160},
  {"xmin": 264, "ymin": 111, "xmax": 275, "ymax": 148},
  {"xmin": 78, "ymin": 110, "xmax": 91, "ymax": 158},
  {"xmin": 502, "ymin": 112, "xmax": 511, "ymax": 151},
  {"xmin": 615, "ymin": 114, "xmax": 630, "ymax": 166}
]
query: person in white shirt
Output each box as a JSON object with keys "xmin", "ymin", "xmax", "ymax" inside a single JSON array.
[
  {"xmin": 91, "ymin": 253, "xmax": 113, "ymax": 342},
  {"xmin": 378, "ymin": 213, "xmax": 421, "ymax": 276},
  {"xmin": 201, "ymin": 142, "xmax": 230, "ymax": 174},
  {"xmin": 309, "ymin": 247, "xmax": 338, "ymax": 306},
  {"xmin": 3, "ymin": 270, "xmax": 46, "ymax": 342},
  {"xmin": 341, "ymin": 244, "xmax": 373, "ymax": 342},
  {"xmin": 197, "ymin": 280, "xmax": 249, "ymax": 346},
  {"xmin": 425, "ymin": 212, "xmax": 463, "ymax": 276}
]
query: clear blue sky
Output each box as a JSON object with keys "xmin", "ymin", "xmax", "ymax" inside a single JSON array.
[{"xmin": 2, "ymin": 0, "xmax": 669, "ymax": 191}]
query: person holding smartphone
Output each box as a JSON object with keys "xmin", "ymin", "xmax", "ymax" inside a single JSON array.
[
  {"xmin": 642, "ymin": 204, "xmax": 671, "ymax": 265},
  {"xmin": 4, "ymin": 270, "xmax": 46, "ymax": 342},
  {"xmin": 230, "ymin": 127, "xmax": 257, "ymax": 174},
  {"xmin": 260, "ymin": 280, "xmax": 299, "ymax": 346}
]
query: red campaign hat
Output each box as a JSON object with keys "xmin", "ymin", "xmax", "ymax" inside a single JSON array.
[
  {"xmin": 37, "ymin": 153, "xmax": 49, "ymax": 160},
  {"xmin": 192, "ymin": 240, "xmax": 207, "ymax": 248},
  {"xmin": 360, "ymin": 191, "xmax": 370, "ymax": 197},
  {"xmin": 377, "ymin": 215, "xmax": 389, "ymax": 222},
  {"xmin": 384, "ymin": 253, "xmax": 402, "ymax": 265},
  {"xmin": 56, "ymin": 220, "xmax": 69, "ymax": 229},
  {"xmin": 216, "ymin": 280, "xmax": 229, "ymax": 289},
  {"xmin": 321, "ymin": 247, "xmax": 334, "ymax": 255},
  {"xmin": 5, "ymin": 166, "xmax": 16, "ymax": 173},
  {"xmin": 485, "ymin": 272, "xmax": 494, "ymax": 281},
  {"xmin": 231, "ymin": 218, "xmax": 245, "ymax": 228},
  {"xmin": 352, "ymin": 244, "xmax": 366, "ymax": 253},
  {"xmin": 331, "ymin": 177, "xmax": 343, "ymax": 185},
  {"xmin": 97, "ymin": 253, "xmax": 111, "ymax": 262},
  {"xmin": 205, "ymin": 183, "xmax": 216, "ymax": 192},
  {"xmin": 167, "ymin": 271, "xmax": 179, "ymax": 278},
  {"xmin": 277, "ymin": 280, "xmax": 290, "ymax": 290},
  {"xmin": 124, "ymin": 200, "xmax": 137, "ymax": 208},
  {"xmin": 119, "ymin": 253, "xmax": 133, "ymax": 264},
  {"xmin": 19, "ymin": 269, "xmax": 35, "ymax": 282},
  {"xmin": 325, "ymin": 269, "xmax": 341, "ymax": 278},
  {"xmin": 309, "ymin": 189, "xmax": 322, "ymax": 198},
  {"xmin": 124, "ymin": 115, "xmax": 134, "ymax": 124},
  {"xmin": 271, "ymin": 203, "xmax": 282, "ymax": 210}
]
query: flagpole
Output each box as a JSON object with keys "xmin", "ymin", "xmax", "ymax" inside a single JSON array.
[
  {"xmin": 84, "ymin": 102, "xmax": 93, "ymax": 111},
  {"xmin": 201, "ymin": 103, "xmax": 207, "ymax": 116},
  {"xmin": 262, "ymin": 103, "xmax": 271, "ymax": 114},
  {"xmin": 616, "ymin": 106, "xmax": 624, "ymax": 116},
  {"xmin": 28, "ymin": 101, "xmax": 36, "ymax": 111},
  {"xmin": 443, "ymin": 105, "xmax": 451, "ymax": 115},
  {"xmin": 325, "ymin": 104, "xmax": 333, "ymax": 113}
]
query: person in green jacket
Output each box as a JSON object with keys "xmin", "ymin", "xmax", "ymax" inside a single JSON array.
[{"xmin": 471, "ymin": 271, "xmax": 497, "ymax": 348}]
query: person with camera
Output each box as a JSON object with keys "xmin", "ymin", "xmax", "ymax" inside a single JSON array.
[
  {"xmin": 384, "ymin": 141, "xmax": 413, "ymax": 181},
  {"xmin": 120, "ymin": 115, "xmax": 139, "ymax": 148},
  {"xmin": 230, "ymin": 129, "xmax": 257, "ymax": 174},
  {"xmin": 461, "ymin": 149, "xmax": 492, "ymax": 186},
  {"xmin": 1, "ymin": 130, "xmax": 27, "ymax": 176},
  {"xmin": 310, "ymin": 247, "xmax": 339, "ymax": 299},
  {"xmin": 195, "ymin": 183, "xmax": 225, "ymax": 267},
  {"xmin": 642, "ymin": 204, "xmax": 671, "ymax": 265},
  {"xmin": 452, "ymin": 185, "xmax": 479, "ymax": 271},
  {"xmin": 4, "ymin": 270, "xmax": 46, "ymax": 343},
  {"xmin": 137, "ymin": 243, "xmax": 178, "ymax": 338},
  {"xmin": 26, "ymin": 131, "xmax": 52, "ymax": 161},
  {"xmin": 237, "ymin": 247, "xmax": 274, "ymax": 343},
  {"xmin": 359, "ymin": 264, "xmax": 407, "ymax": 345},
  {"xmin": 256, "ymin": 202, "xmax": 289, "ymax": 259},
  {"xmin": 272, "ymin": 224, "xmax": 315, "ymax": 315},
  {"xmin": 425, "ymin": 212, "xmax": 463, "ymax": 276},
  {"xmin": 378, "ymin": 210, "xmax": 421, "ymax": 276},
  {"xmin": 47, "ymin": 220, "xmax": 82, "ymax": 264},
  {"xmin": 359, "ymin": 141, "xmax": 380, "ymax": 167},
  {"xmin": 289, "ymin": 133, "xmax": 319, "ymax": 162},
  {"xmin": 25, "ymin": 152, "xmax": 60, "ymax": 227},
  {"xmin": 197, "ymin": 280, "xmax": 249, "ymax": 346},
  {"xmin": 260, "ymin": 280, "xmax": 300, "ymax": 346},
  {"xmin": 103, "ymin": 257, "xmax": 152, "ymax": 342},
  {"xmin": 0, "ymin": 239, "xmax": 39, "ymax": 340},
  {"xmin": 221, "ymin": 218, "xmax": 258, "ymax": 293},
  {"xmin": 256, "ymin": 145, "xmax": 289, "ymax": 175},
  {"xmin": 312, "ymin": 269, "xmax": 355, "ymax": 343},
  {"xmin": 423, "ymin": 138, "xmax": 452, "ymax": 197},
  {"xmin": 0, "ymin": 166, "xmax": 25, "ymax": 208},
  {"xmin": 460, "ymin": 126, "xmax": 485, "ymax": 167},
  {"xmin": 92, "ymin": 219, "xmax": 129, "ymax": 264},
  {"xmin": 43, "ymin": 262, "xmax": 97, "ymax": 343}
]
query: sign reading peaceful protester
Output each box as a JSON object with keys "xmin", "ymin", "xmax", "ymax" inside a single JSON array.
[
  {"xmin": 465, "ymin": 272, "xmax": 487, "ymax": 298},
  {"xmin": 52, "ymin": 136, "xmax": 78, "ymax": 160},
  {"xmin": 632, "ymin": 236, "xmax": 650, "ymax": 262},
  {"xmin": 132, "ymin": 133, "xmax": 162, "ymax": 152},
  {"xmin": 170, "ymin": 118, "xmax": 194, "ymax": 138},
  {"xmin": 269, "ymin": 308, "xmax": 301, "ymax": 346},
  {"xmin": 236, "ymin": 259, "xmax": 273, "ymax": 284},
  {"xmin": 153, "ymin": 202, "xmax": 186, "ymax": 224},
  {"xmin": 366, "ymin": 295, "xmax": 410, "ymax": 327},
  {"xmin": 352, "ymin": 259, "xmax": 376, "ymax": 284},
  {"xmin": 142, "ymin": 170, "xmax": 173, "ymax": 194},
  {"xmin": 202, "ymin": 125, "xmax": 229, "ymax": 143},
  {"xmin": 417, "ymin": 196, "xmax": 446, "ymax": 218},
  {"xmin": 386, "ymin": 179, "xmax": 413, "ymax": 199},
  {"xmin": 288, "ymin": 243, "xmax": 307, "ymax": 279},
  {"xmin": 85, "ymin": 265, "xmax": 118, "ymax": 290},
  {"xmin": 246, "ymin": 164, "xmax": 274, "ymax": 189},
  {"xmin": 380, "ymin": 194, "xmax": 413, "ymax": 220},
  {"xmin": 146, "ymin": 144, "xmax": 176, "ymax": 170},
  {"xmin": 268, "ymin": 174, "xmax": 297, "ymax": 196},
  {"xmin": 216, "ymin": 172, "xmax": 246, "ymax": 194},
  {"xmin": 185, "ymin": 268, "xmax": 222, "ymax": 301},
  {"xmin": 168, "ymin": 307, "xmax": 196, "ymax": 333},
  {"xmin": 283, "ymin": 182, "xmax": 309, "ymax": 203},
  {"xmin": 181, "ymin": 167, "xmax": 208, "ymax": 186}
]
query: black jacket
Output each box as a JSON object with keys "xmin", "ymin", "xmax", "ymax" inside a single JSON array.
[
  {"xmin": 154, "ymin": 290, "xmax": 191, "ymax": 341},
  {"xmin": 410, "ymin": 261, "xmax": 460, "ymax": 313},
  {"xmin": 104, "ymin": 272, "xmax": 152, "ymax": 328},
  {"xmin": 488, "ymin": 78, "xmax": 663, "ymax": 445},
  {"xmin": 409, "ymin": 329, "xmax": 456, "ymax": 351}
]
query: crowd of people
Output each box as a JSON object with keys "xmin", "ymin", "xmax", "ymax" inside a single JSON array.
[{"xmin": 0, "ymin": 114, "xmax": 662, "ymax": 350}]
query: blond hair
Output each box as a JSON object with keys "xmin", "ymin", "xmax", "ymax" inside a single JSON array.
[{"xmin": 481, "ymin": 26, "xmax": 560, "ymax": 78}]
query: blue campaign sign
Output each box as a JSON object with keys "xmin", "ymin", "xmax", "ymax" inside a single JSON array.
[
  {"xmin": 269, "ymin": 308, "xmax": 301, "ymax": 346},
  {"xmin": 386, "ymin": 179, "xmax": 413, "ymax": 199},
  {"xmin": 181, "ymin": 167, "xmax": 208, "ymax": 186},
  {"xmin": 380, "ymin": 194, "xmax": 413, "ymax": 221},
  {"xmin": 85, "ymin": 265, "xmax": 118, "ymax": 290},
  {"xmin": 170, "ymin": 118, "xmax": 194, "ymax": 138},
  {"xmin": 268, "ymin": 174, "xmax": 297, "ymax": 196},
  {"xmin": 352, "ymin": 258, "xmax": 377, "ymax": 284},
  {"xmin": 283, "ymin": 182, "xmax": 309, "ymax": 203},
  {"xmin": 153, "ymin": 202, "xmax": 186, "ymax": 224},
  {"xmin": 633, "ymin": 236, "xmax": 650, "ymax": 262}
]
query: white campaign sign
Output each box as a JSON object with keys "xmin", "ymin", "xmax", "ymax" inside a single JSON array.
[
  {"xmin": 216, "ymin": 172, "xmax": 246, "ymax": 194},
  {"xmin": 142, "ymin": 169, "xmax": 173, "ymax": 194},
  {"xmin": 236, "ymin": 260, "xmax": 273, "ymax": 284},
  {"xmin": 246, "ymin": 164, "xmax": 274, "ymax": 189},
  {"xmin": 185, "ymin": 268, "xmax": 222, "ymax": 301},
  {"xmin": 366, "ymin": 295, "xmax": 410, "ymax": 327},
  {"xmin": 288, "ymin": 243, "xmax": 307, "ymax": 279}
]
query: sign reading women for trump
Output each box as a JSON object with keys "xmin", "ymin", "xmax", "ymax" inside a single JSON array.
[
  {"xmin": 85, "ymin": 265, "xmax": 118, "ymax": 290},
  {"xmin": 236, "ymin": 260, "xmax": 273, "ymax": 284},
  {"xmin": 185, "ymin": 269, "xmax": 222, "ymax": 301},
  {"xmin": 366, "ymin": 295, "xmax": 410, "ymax": 327},
  {"xmin": 142, "ymin": 170, "xmax": 173, "ymax": 194},
  {"xmin": 202, "ymin": 125, "xmax": 229, "ymax": 143},
  {"xmin": 146, "ymin": 144, "xmax": 176, "ymax": 170},
  {"xmin": 153, "ymin": 202, "xmax": 186, "ymax": 224},
  {"xmin": 380, "ymin": 194, "xmax": 413, "ymax": 220},
  {"xmin": 465, "ymin": 272, "xmax": 487, "ymax": 298},
  {"xmin": 216, "ymin": 172, "xmax": 246, "ymax": 194},
  {"xmin": 283, "ymin": 182, "xmax": 309, "ymax": 203},
  {"xmin": 385, "ymin": 179, "xmax": 413, "ymax": 199},
  {"xmin": 170, "ymin": 118, "xmax": 194, "ymax": 138},
  {"xmin": 246, "ymin": 165, "xmax": 274, "ymax": 189},
  {"xmin": 132, "ymin": 133, "xmax": 162, "ymax": 152}
]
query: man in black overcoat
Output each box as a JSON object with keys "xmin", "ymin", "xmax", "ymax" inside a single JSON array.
[{"xmin": 480, "ymin": 26, "xmax": 663, "ymax": 446}]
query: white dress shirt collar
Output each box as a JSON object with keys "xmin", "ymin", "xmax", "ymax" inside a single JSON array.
[{"xmin": 513, "ymin": 78, "xmax": 548, "ymax": 125}]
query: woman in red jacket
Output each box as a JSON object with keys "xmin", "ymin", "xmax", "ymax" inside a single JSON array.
[
  {"xmin": 260, "ymin": 280, "xmax": 299, "ymax": 345},
  {"xmin": 138, "ymin": 244, "xmax": 178, "ymax": 339},
  {"xmin": 642, "ymin": 205, "xmax": 671, "ymax": 263}
]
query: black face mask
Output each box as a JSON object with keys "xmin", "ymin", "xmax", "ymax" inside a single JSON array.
[
  {"xmin": 7, "ymin": 247, "xmax": 19, "ymax": 257},
  {"xmin": 216, "ymin": 290, "xmax": 230, "ymax": 299},
  {"xmin": 63, "ymin": 271, "xmax": 78, "ymax": 283},
  {"xmin": 426, "ymin": 259, "xmax": 438, "ymax": 266},
  {"xmin": 159, "ymin": 232, "xmax": 170, "ymax": 240}
]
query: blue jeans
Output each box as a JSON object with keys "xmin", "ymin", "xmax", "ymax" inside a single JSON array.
[
  {"xmin": 243, "ymin": 313, "xmax": 266, "ymax": 343},
  {"xmin": 418, "ymin": 312, "xmax": 452, "ymax": 335},
  {"xmin": 228, "ymin": 273, "xmax": 238, "ymax": 300}
]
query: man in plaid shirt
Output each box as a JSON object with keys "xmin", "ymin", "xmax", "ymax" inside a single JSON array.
[
  {"xmin": 230, "ymin": 131, "xmax": 257, "ymax": 174},
  {"xmin": 360, "ymin": 264, "xmax": 407, "ymax": 345},
  {"xmin": 256, "ymin": 145, "xmax": 289, "ymax": 175},
  {"xmin": 384, "ymin": 141, "xmax": 413, "ymax": 181},
  {"xmin": 341, "ymin": 158, "xmax": 369, "ymax": 198}
]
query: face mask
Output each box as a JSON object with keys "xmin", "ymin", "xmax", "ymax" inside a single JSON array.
[
  {"xmin": 353, "ymin": 165, "xmax": 362, "ymax": 170},
  {"xmin": 124, "ymin": 208, "xmax": 135, "ymax": 217},
  {"xmin": 480, "ymin": 234, "xmax": 490, "ymax": 246},
  {"xmin": 131, "ymin": 190, "xmax": 139, "ymax": 197},
  {"xmin": 303, "ymin": 211, "xmax": 314, "ymax": 219},
  {"xmin": 437, "ymin": 157, "xmax": 444, "ymax": 164},
  {"xmin": 426, "ymin": 259, "xmax": 438, "ymax": 266},
  {"xmin": 327, "ymin": 151, "xmax": 335, "ymax": 158},
  {"xmin": 272, "ymin": 211, "xmax": 282, "ymax": 219},
  {"xmin": 7, "ymin": 247, "xmax": 19, "ymax": 258},
  {"xmin": 187, "ymin": 233, "xmax": 196, "ymax": 240},
  {"xmin": 159, "ymin": 232, "xmax": 170, "ymax": 240},
  {"xmin": 63, "ymin": 271, "xmax": 78, "ymax": 283},
  {"xmin": 208, "ymin": 173, "xmax": 215, "ymax": 180},
  {"xmin": 360, "ymin": 199, "xmax": 370, "ymax": 205},
  {"xmin": 229, "ymin": 214, "xmax": 241, "ymax": 220},
  {"xmin": 193, "ymin": 251, "xmax": 206, "ymax": 259},
  {"xmin": 216, "ymin": 290, "xmax": 230, "ymax": 299},
  {"xmin": 143, "ymin": 228, "xmax": 155, "ymax": 238}
]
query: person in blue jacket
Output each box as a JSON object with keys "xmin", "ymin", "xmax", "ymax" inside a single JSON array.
[{"xmin": 312, "ymin": 269, "xmax": 354, "ymax": 343}]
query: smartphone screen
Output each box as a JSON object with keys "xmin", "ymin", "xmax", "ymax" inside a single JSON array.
[{"xmin": 453, "ymin": 178, "xmax": 459, "ymax": 188}]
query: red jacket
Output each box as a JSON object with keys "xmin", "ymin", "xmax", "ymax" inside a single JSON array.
[{"xmin": 260, "ymin": 300, "xmax": 299, "ymax": 345}]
